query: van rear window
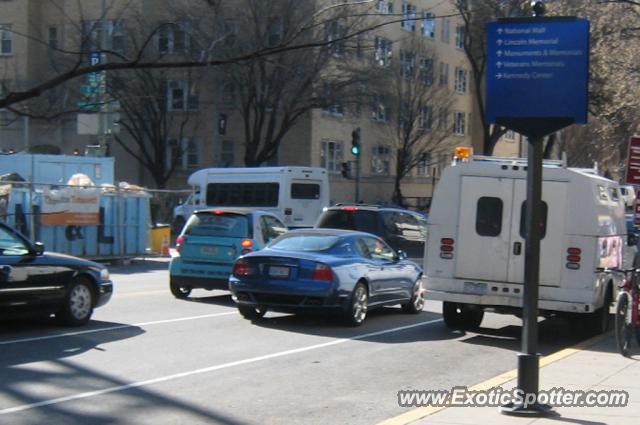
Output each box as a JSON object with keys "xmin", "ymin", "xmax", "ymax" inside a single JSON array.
[
  {"xmin": 519, "ymin": 201, "xmax": 548, "ymax": 239},
  {"xmin": 476, "ymin": 197, "xmax": 503, "ymax": 237},
  {"xmin": 291, "ymin": 183, "xmax": 320, "ymax": 199},
  {"xmin": 183, "ymin": 213, "xmax": 250, "ymax": 238}
]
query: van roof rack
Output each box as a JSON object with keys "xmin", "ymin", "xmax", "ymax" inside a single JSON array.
[{"xmin": 468, "ymin": 155, "xmax": 567, "ymax": 168}]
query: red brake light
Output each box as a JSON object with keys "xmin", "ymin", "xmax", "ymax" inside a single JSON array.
[
  {"xmin": 176, "ymin": 236, "xmax": 185, "ymax": 253},
  {"xmin": 233, "ymin": 259, "xmax": 253, "ymax": 276},
  {"xmin": 241, "ymin": 239, "xmax": 253, "ymax": 248},
  {"xmin": 312, "ymin": 263, "xmax": 333, "ymax": 281},
  {"xmin": 441, "ymin": 238, "xmax": 454, "ymax": 245},
  {"xmin": 567, "ymin": 255, "xmax": 581, "ymax": 263},
  {"xmin": 212, "ymin": 210, "xmax": 225, "ymax": 215},
  {"xmin": 567, "ymin": 247, "xmax": 581, "ymax": 255},
  {"xmin": 441, "ymin": 245, "xmax": 454, "ymax": 252},
  {"xmin": 342, "ymin": 207, "xmax": 358, "ymax": 212}
]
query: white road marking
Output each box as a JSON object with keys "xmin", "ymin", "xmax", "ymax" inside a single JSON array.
[
  {"xmin": 0, "ymin": 318, "xmax": 443, "ymax": 415},
  {"xmin": 0, "ymin": 312, "xmax": 237, "ymax": 346}
]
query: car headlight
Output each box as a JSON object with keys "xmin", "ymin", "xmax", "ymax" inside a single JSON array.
[{"xmin": 100, "ymin": 268, "xmax": 110, "ymax": 282}]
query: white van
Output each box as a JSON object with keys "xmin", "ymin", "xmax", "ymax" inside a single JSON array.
[
  {"xmin": 172, "ymin": 167, "xmax": 330, "ymax": 231},
  {"xmin": 423, "ymin": 154, "xmax": 632, "ymax": 333}
]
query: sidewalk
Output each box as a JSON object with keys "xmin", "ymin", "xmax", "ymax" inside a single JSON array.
[{"xmin": 386, "ymin": 333, "xmax": 640, "ymax": 425}]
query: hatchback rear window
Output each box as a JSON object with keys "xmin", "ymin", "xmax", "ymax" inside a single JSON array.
[
  {"xmin": 269, "ymin": 234, "xmax": 339, "ymax": 252},
  {"xmin": 183, "ymin": 213, "xmax": 249, "ymax": 238},
  {"xmin": 316, "ymin": 210, "xmax": 380, "ymax": 234}
]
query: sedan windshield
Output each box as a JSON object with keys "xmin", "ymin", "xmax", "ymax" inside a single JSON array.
[{"xmin": 269, "ymin": 234, "xmax": 339, "ymax": 252}]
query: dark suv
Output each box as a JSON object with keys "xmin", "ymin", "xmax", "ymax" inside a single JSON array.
[{"xmin": 315, "ymin": 205, "xmax": 427, "ymax": 258}]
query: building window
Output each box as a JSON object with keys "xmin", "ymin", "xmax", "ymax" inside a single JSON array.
[
  {"xmin": 455, "ymin": 25, "xmax": 465, "ymax": 49},
  {"xmin": 221, "ymin": 82, "xmax": 235, "ymax": 106},
  {"xmin": 420, "ymin": 57, "xmax": 433, "ymax": 86},
  {"xmin": 167, "ymin": 138, "xmax": 198, "ymax": 170},
  {"xmin": 158, "ymin": 21, "xmax": 191, "ymax": 54},
  {"xmin": 417, "ymin": 153, "xmax": 431, "ymax": 177},
  {"xmin": 453, "ymin": 111, "xmax": 466, "ymax": 136},
  {"xmin": 371, "ymin": 145, "xmax": 391, "ymax": 175},
  {"xmin": 505, "ymin": 130, "xmax": 515, "ymax": 141},
  {"xmin": 83, "ymin": 20, "xmax": 126, "ymax": 54},
  {"xmin": 401, "ymin": 2, "xmax": 417, "ymax": 31},
  {"xmin": 441, "ymin": 18, "xmax": 450, "ymax": 44},
  {"xmin": 167, "ymin": 80, "xmax": 199, "ymax": 111},
  {"xmin": 419, "ymin": 105, "xmax": 431, "ymax": 131},
  {"xmin": 400, "ymin": 51, "xmax": 415, "ymax": 79},
  {"xmin": 322, "ymin": 83, "xmax": 344, "ymax": 115},
  {"xmin": 421, "ymin": 11, "xmax": 435, "ymax": 38},
  {"xmin": 267, "ymin": 17, "xmax": 284, "ymax": 47},
  {"xmin": 375, "ymin": 0, "xmax": 394, "ymax": 14},
  {"xmin": 48, "ymin": 26, "xmax": 58, "ymax": 49},
  {"xmin": 372, "ymin": 93, "xmax": 388, "ymax": 122},
  {"xmin": 321, "ymin": 140, "xmax": 343, "ymax": 172},
  {"xmin": 325, "ymin": 20, "xmax": 345, "ymax": 56},
  {"xmin": 221, "ymin": 140, "xmax": 234, "ymax": 166},
  {"xmin": 439, "ymin": 62, "xmax": 449, "ymax": 86},
  {"xmin": 0, "ymin": 25, "xmax": 12, "ymax": 55},
  {"xmin": 454, "ymin": 67, "xmax": 467, "ymax": 93},
  {"xmin": 374, "ymin": 36, "xmax": 392, "ymax": 67}
]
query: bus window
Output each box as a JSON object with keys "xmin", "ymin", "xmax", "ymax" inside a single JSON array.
[
  {"xmin": 206, "ymin": 183, "xmax": 279, "ymax": 207},
  {"xmin": 291, "ymin": 183, "xmax": 320, "ymax": 199}
]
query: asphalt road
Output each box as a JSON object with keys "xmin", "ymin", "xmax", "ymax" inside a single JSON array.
[{"xmin": 0, "ymin": 259, "xmax": 591, "ymax": 425}]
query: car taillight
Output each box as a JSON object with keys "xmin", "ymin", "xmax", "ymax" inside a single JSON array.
[
  {"xmin": 176, "ymin": 236, "xmax": 185, "ymax": 253},
  {"xmin": 233, "ymin": 258, "xmax": 254, "ymax": 277},
  {"xmin": 312, "ymin": 263, "xmax": 334, "ymax": 281},
  {"xmin": 440, "ymin": 238, "xmax": 454, "ymax": 259},
  {"xmin": 342, "ymin": 207, "xmax": 358, "ymax": 212},
  {"xmin": 566, "ymin": 247, "xmax": 581, "ymax": 270}
]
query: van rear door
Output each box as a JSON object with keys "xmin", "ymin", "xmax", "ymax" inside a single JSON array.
[{"xmin": 456, "ymin": 176, "xmax": 567, "ymax": 285}]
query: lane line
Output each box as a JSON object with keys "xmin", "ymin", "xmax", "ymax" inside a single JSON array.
[
  {"xmin": 0, "ymin": 312, "xmax": 237, "ymax": 346},
  {"xmin": 375, "ymin": 331, "xmax": 612, "ymax": 425},
  {"xmin": 0, "ymin": 318, "xmax": 443, "ymax": 415}
]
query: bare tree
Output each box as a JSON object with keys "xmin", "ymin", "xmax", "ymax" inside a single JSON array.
[
  {"xmin": 376, "ymin": 33, "xmax": 453, "ymax": 205},
  {"xmin": 452, "ymin": 0, "xmax": 531, "ymax": 155}
]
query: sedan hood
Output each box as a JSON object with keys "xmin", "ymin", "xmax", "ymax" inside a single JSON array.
[{"xmin": 41, "ymin": 251, "xmax": 104, "ymax": 269}]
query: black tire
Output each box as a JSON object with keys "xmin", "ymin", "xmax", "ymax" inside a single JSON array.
[
  {"xmin": 442, "ymin": 302, "xmax": 484, "ymax": 330},
  {"xmin": 584, "ymin": 287, "xmax": 613, "ymax": 335},
  {"xmin": 402, "ymin": 279, "xmax": 425, "ymax": 314},
  {"xmin": 344, "ymin": 282, "xmax": 368, "ymax": 326},
  {"xmin": 58, "ymin": 277, "xmax": 94, "ymax": 326},
  {"xmin": 170, "ymin": 279, "xmax": 191, "ymax": 299},
  {"xmin": 615, "ymin": 292, "xmax": 632, "ymax": 357},
  {"xmin": 172, "ymin": 216, "xmax": 186, "ymax": 238},
  {"xmin": 238, "ymin": 305, "xmax": 267, "ymax": 320}
]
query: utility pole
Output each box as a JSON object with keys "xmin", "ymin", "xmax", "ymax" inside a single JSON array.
[{"xmin": 98, "ymin": 0, "xmax": 111, "ymax": 156}]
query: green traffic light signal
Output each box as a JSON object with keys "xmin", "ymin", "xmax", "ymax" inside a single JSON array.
[
  {"xmin": 351, "ymin": 127, "xmax": 361, "ymax": 156},
  {"xmin": 351, "ymin": 145, "xmax": 360, "ymax": 155}
]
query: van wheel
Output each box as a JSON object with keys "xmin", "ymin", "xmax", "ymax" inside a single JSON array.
[
  {"xmin": 170, "ymin": 279, "xmax": 191, "ymax": 299},
  {"xmin": 582, "ymin": 286, "xmax": 613, "ymax": 335},
  {"xmin": 442, "ymin": 302, "xmax": 484, "ymax": 330}
]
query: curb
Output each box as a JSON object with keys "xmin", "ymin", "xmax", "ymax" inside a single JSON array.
[{"xmin": 376, "ymin": 331, "xmax": 612, "ymax": 425}]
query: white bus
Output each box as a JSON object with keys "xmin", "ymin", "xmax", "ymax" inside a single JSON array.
[{"xmin": 172, "ymin": 167, "xmax": 330, "ymax": 232}]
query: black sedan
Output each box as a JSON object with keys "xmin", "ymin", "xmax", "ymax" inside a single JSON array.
[{"xmin": 0, "ymin": 222, "xmax": 113, "ymax": 326}]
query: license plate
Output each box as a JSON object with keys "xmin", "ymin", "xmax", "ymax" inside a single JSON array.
[
  {"xmin": 200, "ymin": 246, "xmax": 219, "ymax": 256},
  {"xmin": 269, "ymin": 266, "xmax": 290, "ymax": 278},
  {"xmin": 464, "ymin": 281, "xmax": 487, "ymax": 295}
]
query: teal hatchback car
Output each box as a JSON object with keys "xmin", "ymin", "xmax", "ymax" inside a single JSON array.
[{"xmin": 169, "ymin": 208, "xmax": 287, "ymax": 298}]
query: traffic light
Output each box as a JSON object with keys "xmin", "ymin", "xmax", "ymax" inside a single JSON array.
[
  {"xmin": 341, "ymin": 162, "xmax": 351, "ymax": 179},
  {"xmin": 351, "ymin": 128, "xmax": 361, "ymax": 156}
]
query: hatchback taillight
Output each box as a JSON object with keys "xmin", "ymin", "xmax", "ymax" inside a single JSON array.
[
  {"xmin": 176, "ymin": 236, "xmax": 185, "ymax": 253},
  {"xmin": 312, "ymin": 263, "xmax": 334, "ymax": 282},
  {"xmin": 233, "ymin": 259, "xmax": 254, "ymax": 277},
  {"xmin": 440, "ymin": 238, "xmax": 454, "ymax": 259}
]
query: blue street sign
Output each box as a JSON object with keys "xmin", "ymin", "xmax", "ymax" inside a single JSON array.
[{"xmin": 486, "ymin": 18, "xmax": 589, "ymax": 125}]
